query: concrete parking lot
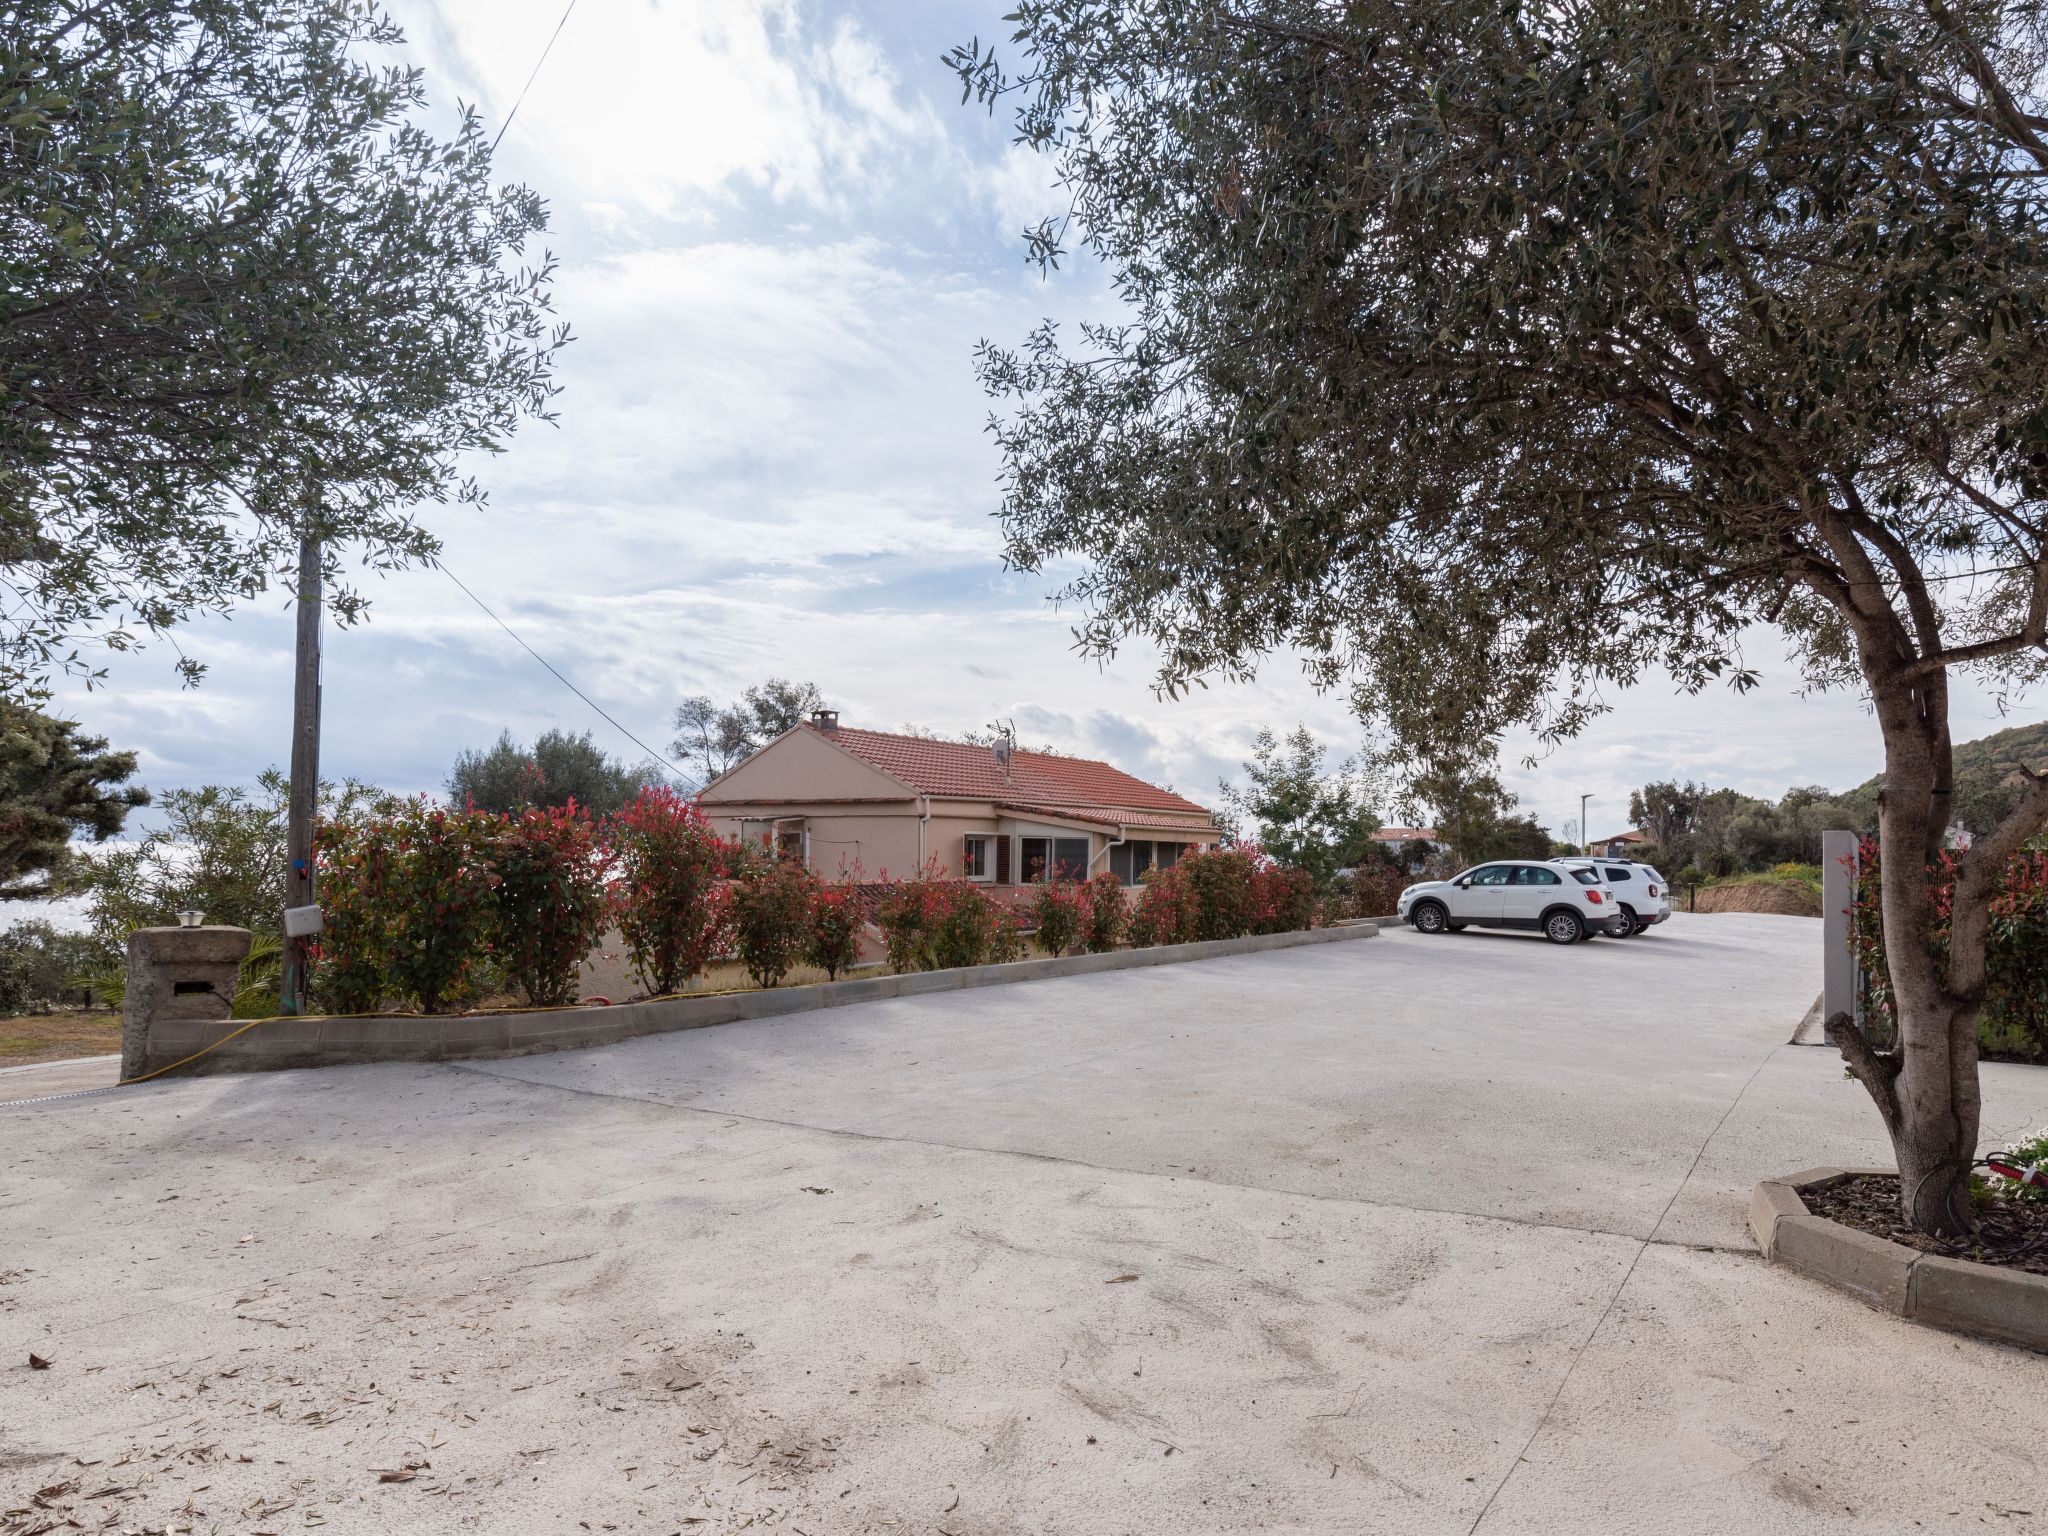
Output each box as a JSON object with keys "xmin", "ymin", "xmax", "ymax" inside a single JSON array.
[{"xmin": 4, "ymin": 914, "xmax": 2046, "ymax": 1534}]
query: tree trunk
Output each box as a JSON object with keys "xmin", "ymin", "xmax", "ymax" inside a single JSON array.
[{"xmin": 1857, "ymin": 678, "xmax": 1980, "ymax": 1237}]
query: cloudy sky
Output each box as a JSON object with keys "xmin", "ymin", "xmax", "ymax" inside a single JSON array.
[{"xmin": 47, "ymin": 0, "xmax": 2043, "ymax": 842}]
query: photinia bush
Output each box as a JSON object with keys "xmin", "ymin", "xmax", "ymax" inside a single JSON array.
[
  {"xmin": 1033, "ymin": 881, "xmax": 1084, "ymax": 957},
  {"xmin": 608, "ymin": 786, "xmax": 734, "ymax": 996},
  {"xmin": 1078, "ymin": 871, "xmax": 1127, "ymax": 953},
  {"xmin": 312, "ymin": 815, "xmax": 395, "ymax": 1014},
  {"xmin": 1177, "ymin": 847, "xmax": 1260, "ymax": 941},
  {"xmin": 1846, "ymin": 836, "xmax": 2048, "ymax": 1062},
  {"xmin": 1348, "ymin": 865, "xmax": 1408, "ymax": 920},
  {"xmin": 488, "ymin": 803, "xmax": 613, "ymax": 1006},
  {"xmin": 1128, "ymin": 864, "xmax": 1195, "ymax": 947},
  {"xmin": 805, "ymin": 879, "xmax": 862, "ymax": 981},
  {"xmin": 875, "ymin": 861, "xmax": 1023, "ymax": 971},
  {"xmin": 873, "ymin": 867, "xmax": 940, "ymax": 973},
  {"xmin": 380, "ymin": 797, "xmax": 499, "ymax": 1013},
  {"xmin": 1250, "ymin": 864, "xmax": 1318, "ymax": 934},
  {"xmin": 728, "ymin": 858, "xmax": 819, "ymax": 988}
]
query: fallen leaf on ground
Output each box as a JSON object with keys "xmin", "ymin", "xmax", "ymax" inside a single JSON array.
[
  {"xmin": 1104, "ymin": 1275, "xmax": 1139, "ymax": 1284},
  {"xmin": 374, "ymin": 1469, "xmax": 416, "ymax": 1484},
  {"xmin": 27, "ymin": 1352, "xmax": 51, "ymax": 1369}
]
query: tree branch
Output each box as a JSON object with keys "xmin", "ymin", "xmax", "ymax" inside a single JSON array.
[
  {"xmin": 1900, "ymin": 555, "xmax": 2048, "ymax": 679},
  {"xmin": 1922, "ymin": 0, "xmax": 2048, "ymax": 172},
  {"xmin": 1831, "ymin": 1011, "xmax": 1904, "ymax": 1133}
]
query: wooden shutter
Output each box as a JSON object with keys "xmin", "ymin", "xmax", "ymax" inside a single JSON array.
[{"xmin": 995, "ymin": 835, "xmax": 1011, "ymax": 885}]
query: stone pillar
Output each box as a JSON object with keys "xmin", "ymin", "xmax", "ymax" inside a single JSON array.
[{"xmin": 122, "ymin": 926, "xmax": 253, "ymax": 1080}]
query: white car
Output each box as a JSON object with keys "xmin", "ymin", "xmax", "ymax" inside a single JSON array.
[
  {"xmin": 1396, "ymin": 860, "xmax": 1626, "ymax": 944},
  {"xmin": 1551, "ymin": 857, "xmax": 1671, "ymax": 935}
]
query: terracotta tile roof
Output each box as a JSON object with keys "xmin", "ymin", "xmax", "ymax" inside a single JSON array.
[
  {"xmin": 1371, "ymin": 827, "xmax": 1440, "ymax": 842},
  {"xmin": 818, "ymin": 725, "xmax": 1209, "ymax": 816},
  {"xmin": 994, "ymin": 802, "xmax": 1216, "ymax": 835}
]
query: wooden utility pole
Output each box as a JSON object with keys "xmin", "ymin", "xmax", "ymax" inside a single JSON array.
[{"xmin": 280, "ymin": 531, "xmax": 323, "ymax": 1014}]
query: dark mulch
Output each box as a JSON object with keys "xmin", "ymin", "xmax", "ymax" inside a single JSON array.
[{"xmin": 1806, "ymin": 1173, "xmax": 2048, "ymax": 1277}]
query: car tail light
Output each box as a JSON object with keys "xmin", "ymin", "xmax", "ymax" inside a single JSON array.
[
  {"xmin": 1586, "ymin": 890, "xmax": 1603, "ymax": 904},
  {"xmin": 1648, "ymin": 884, "xmax": 1659, "ymax": 897}
]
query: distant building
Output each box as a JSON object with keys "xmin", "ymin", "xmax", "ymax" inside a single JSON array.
[
  {"xmin": 1371, "ymin": 827, "xmax": 1442, "ymax": 872},
  {"xmin": 698, "ymin": 712, "xmax": 1221, "ymax": 887},
  {"xmin": 1591, "ymin": 827, "xmax": 1654, "ymax": 857}
]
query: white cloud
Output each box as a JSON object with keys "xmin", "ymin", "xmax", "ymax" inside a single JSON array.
[{"xmin": 392, "ymin": 0, "xmax": 938, "ymax": 218}]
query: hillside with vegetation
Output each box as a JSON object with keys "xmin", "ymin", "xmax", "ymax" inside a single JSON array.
[{"xmin": 1833, "ymin": 719, "xmax": 2048, "ymax": 838}]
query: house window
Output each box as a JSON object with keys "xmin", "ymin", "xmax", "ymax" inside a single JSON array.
[
  {"xmin": 1154, "ymin": 841, "xmax": 1185, "ymax": 871},
  {"xmin": 774, "ymin": 822, "xmax": 806, "ymax": 864},
  {"xmin": 1109, "ymin": 840, "xmax": 1156, "ymax": 884},
  {"xmin": 962, "ymin": 834, "xmax": 994, "ymax": 881},
  {"xmin": 1021, "ymin": 836, "xmax": 1090, "ymax": 883}
]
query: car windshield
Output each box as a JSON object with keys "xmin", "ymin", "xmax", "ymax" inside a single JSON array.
[{"xmin": 1566, "ymin": 868, "xmax": 1601, "ymax": 886}]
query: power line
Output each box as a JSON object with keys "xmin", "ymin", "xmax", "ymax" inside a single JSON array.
[
  {"xmin": 436, "ymin": 561, "xmax": 695, "ymax": 786},
  {"xmin": 490, "ymin": 0, "xmax": 581, "ymax": 156}
]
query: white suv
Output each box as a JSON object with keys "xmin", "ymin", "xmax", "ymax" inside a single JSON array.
[
  {"xmin": 1550, "ymin": 858, "xmax": 1670, "ymax": 936},
  {"xmin": 1396, "ymin": 860, "xmax": 1625, "ymax": 944}
]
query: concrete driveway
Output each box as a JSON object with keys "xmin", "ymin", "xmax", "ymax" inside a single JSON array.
[{"xmin": 3, "ymin": 914, "xmax": 2045, "ymax": 1534}]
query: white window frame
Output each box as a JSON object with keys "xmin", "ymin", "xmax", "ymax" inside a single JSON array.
[{"xmin": 962, "ymin": 833, "xmax": 996, "ymax": 882}]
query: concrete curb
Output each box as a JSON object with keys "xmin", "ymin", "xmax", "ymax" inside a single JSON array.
[
  {"xmin": 1750, "ymin": 1167, "xmax": 2048, "ymax": 1354},
  {"xmin": 134, "ymin": 921, "xmax": 1380, "ymax": 1080}
]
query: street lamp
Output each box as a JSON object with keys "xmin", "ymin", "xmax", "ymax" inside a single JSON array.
[{"xmin": 1580, "ymin": 793, "xmax": 1591, "ymax": 856}]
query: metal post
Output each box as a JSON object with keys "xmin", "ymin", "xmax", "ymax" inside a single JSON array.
[
  {"xmin": 1821, "ymin": 828, "xmax": 1857, "ymax": 1046},
  {"xmin": 280, "ymin": 532, "xmax": 322, "ymax": 1014},
  {"xmin": 1579, "ymin": 793, "xmax": 1591, "ymax": 855}
]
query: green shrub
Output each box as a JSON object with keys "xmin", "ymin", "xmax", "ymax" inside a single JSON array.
[
  {"xmin": 312, "ymin": 816, "xmax": 395, "ymax": 1013},
  {"xmin": 1251, "ymin": 864, "xmax": 1317, "ymax": 933},
  {"xmin": 1078, "ymin": 871, "xmax": 1127, "ymax": 953},
  {"xmin": 1033, "ymin": 881, "xmax": 1084, "ymax": 957},
  {"xmin": 379, "ymin": 799, "xmax": 499, "ymax": 1014},
  {"xmin": 805, "ymin": 881, "xmax": 862, "ymax": 981},
  {"xmin": 728, "ymin": 859, "xmax": 819, "ymax": 988},
  {"xmin": 1178, "ymin": 848, "xmax": 1260, "ymax": 941},
  {"xmin": 927, "ymin": 881, "xmax": 1024, "ymax": 969},
  {"xmin": 488, "ymin": 805, "xmax": 612, "ymax": 1006},
  {"xmin": 1347, "ymin": 865, "xmax": 1407, "ymax": 919},
  {"xmin": 874, "ymin": 863, "xmax": 1021, "ymax": 971},
  {"xmin": 609, "ymin": 786, "xmax": 734, "ymax": 996},
  {"xmin": 1128, "ymin": 865, "xmax": 1195, "ymax": 947}
]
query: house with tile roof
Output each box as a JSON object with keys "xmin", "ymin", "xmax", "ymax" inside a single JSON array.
[{"xmin": 697, "ymin": 712, "xmax": 1220, "ymax": 888}]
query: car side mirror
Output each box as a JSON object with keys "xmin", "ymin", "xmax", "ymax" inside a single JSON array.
[{"xmin": 1455, "ymin": 878, "xmax": 1471, "ymax": 888}]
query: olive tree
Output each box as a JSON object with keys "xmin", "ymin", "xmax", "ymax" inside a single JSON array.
[
  {"xmin": 0, "ymin": 0, "xmax": 567, "ymax": 694},
  {"xmin": 952, "ymin": 0, "xmax": 2048, "ymax": 1234}
]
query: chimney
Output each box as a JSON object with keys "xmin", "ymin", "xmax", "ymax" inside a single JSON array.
[{"xmin": 810, "ymin": 709, "xmax": 839, "ymax": 734}]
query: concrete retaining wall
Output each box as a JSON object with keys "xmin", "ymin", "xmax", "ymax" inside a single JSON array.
[{"xmin": 133, "ymin": 921, "xmax": 1380, "ymax": 1080}]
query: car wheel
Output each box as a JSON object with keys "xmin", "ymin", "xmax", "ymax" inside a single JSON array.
[
  {"xmin": 1618, "ymin": 904, "xmax": 1642, "ymax": 935},
  {"xmin": 1412, "ymin": 900, "xmax": 1448, "ymax": 934},
  {"xmin": 1632, "ymin": 916, "xmax": 1653, "ymax": 935},
  {"xmin": 1544, "ymin": 910, "xmax": 1585, "ymax": 945}
]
